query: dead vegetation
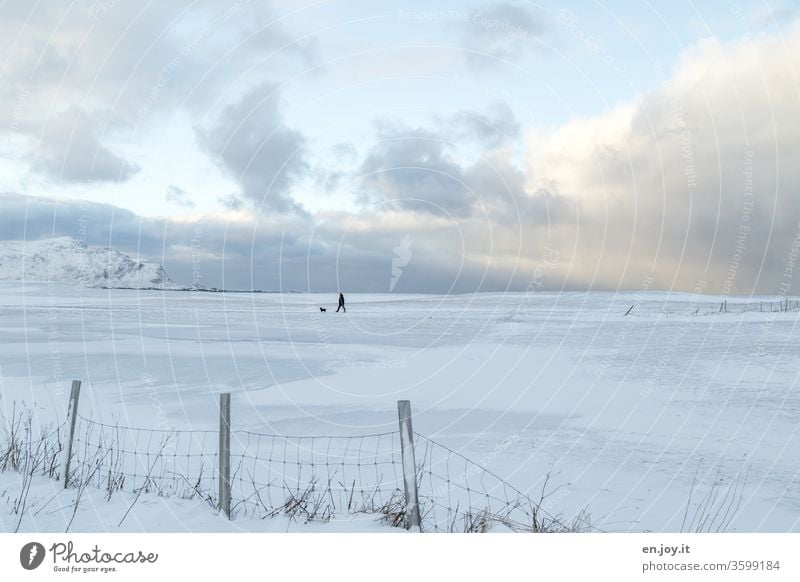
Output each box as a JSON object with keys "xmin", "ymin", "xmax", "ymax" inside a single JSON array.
[
  {"xmin": 681, "ymin": 461, "xmax": 748, "ymax": 533},
  {"xmin": 2, "ymin": 402, "xmax": 602, "ymax": 533},
  {"xmin": 0, "ymin": 404, "xmax": 63, "ymax": 531}
]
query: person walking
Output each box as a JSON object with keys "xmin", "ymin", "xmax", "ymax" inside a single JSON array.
[{"xmin": 336, "ymin": 291, "xmax": 346, "ymax": 313}]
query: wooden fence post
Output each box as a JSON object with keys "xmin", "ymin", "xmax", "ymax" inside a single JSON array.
[
  {"xmin": 397, "ymin": 400, "xmax": 421, "ymax": 531},
  {"xmin": 61, "ymin": 380, "xmax": 82, "ymax": 489},
  {"xmin": 219, "ymin": 393, "xmax": 231, "ymax": 519}
]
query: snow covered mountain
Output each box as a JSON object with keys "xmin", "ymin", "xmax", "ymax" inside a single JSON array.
[{"xmin": 0, "ymin": 236, "xmax": 177, "ymax": 289}]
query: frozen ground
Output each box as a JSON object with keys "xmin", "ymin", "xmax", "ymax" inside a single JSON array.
[{"xmin": 1, "ymin": 282, "xmax": 799, "ymax": 532}]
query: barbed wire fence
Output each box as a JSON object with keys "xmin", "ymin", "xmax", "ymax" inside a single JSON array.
[
  {"xmin": 414, "ymin": 434, "xmax": 593, "ymax": 532},
  {"xmin": 57, "ymin": 381, "xmax": 587, "ymax": 532},
  {"xmin": 621, "ymin": 297, "xmax": 800, "ymax": 318},
  {"xmin": 69, "ymin": 417, "xmax": 218, "ymax": 503}
]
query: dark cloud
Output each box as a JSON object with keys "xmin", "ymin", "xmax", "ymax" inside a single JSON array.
[
  {"xmin": 359, "ymin": 122, "xmax": 475, "ymax": 217},
  {"xmin": 355, "ymin": 104, "xmax": 550, "ymax": 223},
  {"xmin": 197, "ymin": 83, "xmax": 308, "ymax": 212},
  {"xmin": 0, "ymin": 193, "xmax": 518, "ymax": 293},
  {"xmin": 0, "ymin": 193, "xmax": 155, "ymax": 252}
]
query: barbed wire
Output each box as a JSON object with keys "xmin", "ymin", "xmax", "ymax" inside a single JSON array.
[
  {"xmin": 229, "ymin": 430, "xmax": 402, "ymax": 519},
  {"xmin": 414, "ymin": 433, "xmax": 596, "ymax": 532},
  {"xmin": 71, "ymin": 415, "xmax": 217, "ymax": 501},
  {"xmin": 616, "ymin": 298, "xmax": 800, "ymax": 318},
  {"xmin": 67, "ymin": 413, "xmax": 574, "ymax": 531}
]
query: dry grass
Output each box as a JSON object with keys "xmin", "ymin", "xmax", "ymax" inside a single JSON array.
[
  {"xmin": 2, "ymin": 402, "xmax": 594, "ymax": 533},
  {"xmin": 0, "ymin": 404, "xmax": 63, "ymax": 531}
]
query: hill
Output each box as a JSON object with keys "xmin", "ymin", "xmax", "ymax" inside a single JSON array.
[{"xmin": 0, "ymin": 236, "xmax": 176, "ymax": 289}]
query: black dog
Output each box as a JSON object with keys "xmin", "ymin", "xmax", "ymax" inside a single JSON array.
[{"xmin": 319, "ymin": 307, "xmax": 326, "ymax": 312}]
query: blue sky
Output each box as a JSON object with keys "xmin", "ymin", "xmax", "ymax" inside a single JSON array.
[{"xmin": 1, "ymin": 1, "xmax": 799, "ymax": 292}]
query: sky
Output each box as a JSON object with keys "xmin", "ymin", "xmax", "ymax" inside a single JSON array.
[{"xmin": 0, "ymin": 0, "xmax": 799, "ymax": 293}]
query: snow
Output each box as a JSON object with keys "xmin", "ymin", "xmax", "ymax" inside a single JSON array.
[
  {"xmin": 1, "ymin": 283, "xmax": 799, "ymax": 532},
  {"xmin": 0, "ymin": 237, "xmax": 175, "ymax": 289},
  {"xmin": 0, "ymin": 472, "xmax": 393, "ymax": 533}
]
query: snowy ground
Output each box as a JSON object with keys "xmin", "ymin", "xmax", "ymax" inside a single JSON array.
[{"xmin": 1, "ymin": 282, "xmax": 799, "ymax": 532}]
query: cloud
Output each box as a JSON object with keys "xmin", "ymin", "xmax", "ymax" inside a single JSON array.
[
  {"xmin": 197, "ymin": 83, "xmax": 308, "ymax": 212},
  {"xmin": 312, "ymin": 142, "xmax": 358, "ymax": 194},
  {"xmin": 340, "ymin": 23, "xmax": 800, "ymax": 294},
  {"xmin": 751, "ymin": 2, "xmax": 800, "ymax": 27},
  {"xmin": 358, "ymin": 122, "xmax": 475, "ymax": 217},
  {"xmin": 165, "ymin": 185, "xmax": 196, "ymax": 209},
  {"xmin": 355, "ymin": 105, "xmax": 563, "ymax": 226},
  {"xmin": 32, "ymin": 107, "xmax": 139, "ymax": 183},
  {"xmin": 3, "ymin": 14, "xmax": 800, "ymax": 296},
  {"xmin": 0, "ymin": 193, "xmax": 511, "ymax": 293},
  {"xmin": 0, "ymin": 1, "xmax": 316, "ymax": 185},
  {"xmin": 463, "ymin": 149, "xmax": 574, "ymax": 226},
  {"xmin": 526, "ymin": 23, "xmax": 800, "ymax": 293},
  {"xmin": 218, "ymin": 193, "xmax": 245, "ymax": 211},
  {"xmin": 450, "ymin": 101, "xmax": 521, "ymax": 147},
  {"xmin": 459, "ymin": 3, "xmax": 547, "ymax": 66},
  {"xmin": 0, "ymin": 192, "xmax": 152, "ymax": 252},
  {"xmin": 330, "ymin": 142, "xmax": 357, "ymax": 160}
]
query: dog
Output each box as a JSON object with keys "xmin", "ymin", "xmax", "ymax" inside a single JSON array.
[{"xmin": 319, "ymin": 307, "xmax": 326, "ymax": 312}]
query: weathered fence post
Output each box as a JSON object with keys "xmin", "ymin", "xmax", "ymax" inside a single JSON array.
[
  {"xmin": 61, "ymin": 380, "xmax": 82, "ymax": 489},
  {"xmin": 218, "ymin": 392, "xmax": 231, "ymax": 519},
  {"xmin": 397, "ymin": 400, "xmax": 421, "ymax": 531}
]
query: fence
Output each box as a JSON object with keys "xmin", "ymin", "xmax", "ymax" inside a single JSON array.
[
  {"xmin": 623, "ymin": 297, "xmax": 800, "ymax": 317},
  {"xmin": 59, "ymin": 381, "xmax": 584, "ymax": 533}
]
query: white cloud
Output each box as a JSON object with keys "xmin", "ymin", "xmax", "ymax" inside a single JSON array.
[
  {"xmin": 524, "ymin": 23, "xmax": 800, "ymax": 293},
  {"xmin": 0, "ymin": 1, "xmax": 315, "ymax": 187}
]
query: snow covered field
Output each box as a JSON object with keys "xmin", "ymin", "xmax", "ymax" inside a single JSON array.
[{"xmin": 1, "ymin": 282, "xmax": 799, "ymax": 532}]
